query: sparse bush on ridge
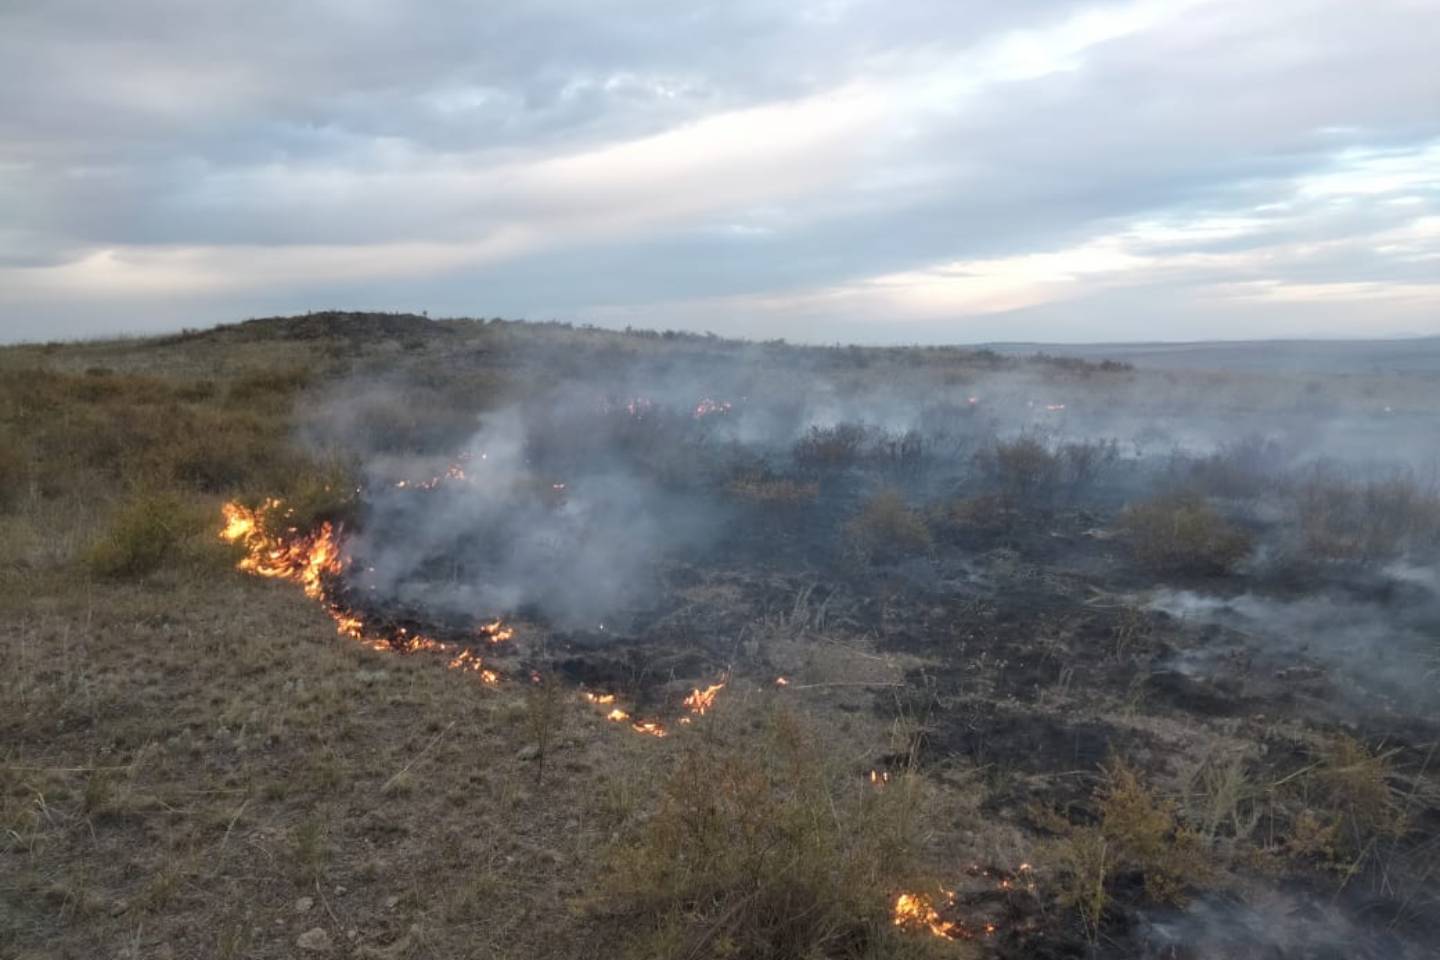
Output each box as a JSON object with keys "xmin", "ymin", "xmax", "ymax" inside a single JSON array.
[{"xmin": 1120, "ymin": 492, "xmax": 1252, "ymax": 575}]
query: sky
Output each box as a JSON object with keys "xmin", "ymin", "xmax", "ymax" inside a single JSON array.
[{"xmin": 1, "ymin": 0, "xmax": 1437, "ymax": 345}]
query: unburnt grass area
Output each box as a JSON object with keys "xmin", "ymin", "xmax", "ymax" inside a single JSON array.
[{"xmin": 3, "ymin": 312, "xmax": 1439, "ymax": 959}]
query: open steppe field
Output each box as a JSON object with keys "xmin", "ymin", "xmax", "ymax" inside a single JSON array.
[{"xmin": 4, "ymin": 313, "xmax": 1439, "ymax": 959}]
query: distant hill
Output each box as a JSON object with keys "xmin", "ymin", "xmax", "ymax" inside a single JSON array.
[{"xmin": 980, "ymin": 337, "xmax": 1440, "ymax": 375}]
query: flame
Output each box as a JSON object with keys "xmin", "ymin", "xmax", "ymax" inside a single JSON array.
[
  {"xmin": 606, "ymin": 708, "xmax": 631, "ymax": 722},
  {"xmin": 219, "ymin": 499, "xmax": 505, "ymax": 684},
  {"xmin": 681, "ymin": 682, "xmax": 725, "ymax": 716},
  {"xmin": 869, "ymin": 769, "xmax": 891, "ymax": 785},
  {"xmin": 892, "ymin": 893, "xmax": 959, "ymax": 938},
  {"xmin": 774, "ymin": 676, "xmax": 790, "ymax": 686},
  {"xmin": 891, "ymin": 889, "xmax": 999, "ymax": 941},
  {"xmin": 630, "ymin": 720, "xmax": 667, "ymax": 738}
]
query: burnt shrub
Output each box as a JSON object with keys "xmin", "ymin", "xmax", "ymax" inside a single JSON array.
[
  {"xmin": 846, "ymin": 489, "xmax": 931, "ymax": 560},
  {"xmin": 934, "ymin": 494, "xmax": 1014, "ymax": 537},
  {"xmin": 868, "ymin": 429, "xmax": 926, "ymax": 473},
  {"xmin": 976, "ymin": 434, "xmax": 1061, "ymax": 503},
  {"xmin": 1295, "ymin": 470, "xmax": 1440, "ymax": 563},
  {"xmin": 1167, "ymin": 435, "xmax": 1289, "ymax": 500},
  {"xmin": 1059, "ymin": 438, "xmax": 1120, "ymax": 493},
  {"xmin": 1120, "ymin": 492, "xmax": 1252, "ymax": 575},
  {"xmin": 793, "ymin": 423, "xmax": 868, "ymax": 470}
]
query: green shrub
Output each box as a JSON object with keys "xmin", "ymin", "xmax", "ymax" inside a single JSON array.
[
  {"xmin": 84, "ymin": 491, "xmax": 201, "ymax": 578},
  {"xmin": 1120, "ymin": 493, "xmax": 1251, "ymax": 575}
]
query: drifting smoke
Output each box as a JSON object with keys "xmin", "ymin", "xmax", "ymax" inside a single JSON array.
[{"xmin": 299, "ymin": 345, "xmax": 1440, "ymax": 640}]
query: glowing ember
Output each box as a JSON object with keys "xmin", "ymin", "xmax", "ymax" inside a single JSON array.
[
  {"xmin": 774, "ymin": 676, "xmax": 790, "ymax": 686},
  {"xmin": 693, "ymin": 398, "xmax": 733, "ymax": 418},
  {"xmin": 869, "ymin": 769, "xmax": 891, "ymax": 785},
  {"xmin": 681, "ymin": 682, "xmax": 725, "ymax": 716},
  {"xmin": 606, "ymin": 708, "xmax": 631, "ymax": 722}
]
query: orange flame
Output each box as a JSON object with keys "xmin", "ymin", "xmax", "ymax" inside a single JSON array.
[
  {"xmin": 892, "ymin": 885, "xmax": 1003, "ymax": 941},
  {"xmin": 631, "ymin": 720, "xmax": 667, "ymax": 738},
  {"xmin": 682, "ymin": 682, "xmax": 725, "ymax": 716},
  {"xmin": 219, "ymin": 499, "xmax": 506, "ymax": 684}
]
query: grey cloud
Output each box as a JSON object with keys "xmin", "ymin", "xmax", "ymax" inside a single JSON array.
[{"xmin": 0, "ymin": 0, "xmax": 1436, "ymax": 342}]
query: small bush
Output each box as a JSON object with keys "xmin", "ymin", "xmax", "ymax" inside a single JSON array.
[
  {"xmin": 1051, "ymin": 758, "xmax": 1211, "ymax": 936},
  {"xmin": 1292, "ymin": 736, "xmax": 1409, "ymax": 865},
  {"xmin": 1120, "ymin": 493, "xmax": 1251, "ymax": 575},
  {"xmin": 601, "ymin": 710, "xmax": 925, "ymax": 959},
  {"xmin": 846, "ymin": 490, "xmax": 931, "ymax": 560},
  {"xmin": 84, "ymin": 491, "xmax": 202, "ymax": 578},
  {"xmin": 977, "ymin": 434, "xmax": 1060, "ymax": 503}
]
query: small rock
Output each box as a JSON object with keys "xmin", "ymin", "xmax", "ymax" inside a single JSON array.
[
  {"xmin": 109, "ymin": 899, "xmax": 130, "ymax": 917},
  {"xmin": 295, "ymin": 896, "xmax": 314, "ymax": 914},
  {"xmin": 515, "ymin": 744, "xmax": 540, "ymax": 761},
  {"xmin": 384, "ymin": 894, "xmax": 402, "ymax": 909},
  {"xmin": 334, "ymin": 885, "xmax": 347, "ymax": 895},
  {"xmin": 356, "ymin": 924, "xmax": 420, "ymax": 960},
  {"xmin": 296, "ymin": 927, "xmax": 332, "ymax": 952}
]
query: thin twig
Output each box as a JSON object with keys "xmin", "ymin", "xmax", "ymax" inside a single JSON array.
[{"xmin": 381, "ymin": 720, "xmax": 455, "ymax": 794}]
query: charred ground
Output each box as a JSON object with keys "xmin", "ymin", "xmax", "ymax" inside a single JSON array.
[{"xmin": 3, "ymin": 314, "xmax": 1439, "ymax": 959}]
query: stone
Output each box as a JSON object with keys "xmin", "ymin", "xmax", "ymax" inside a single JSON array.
[{"xmin": 296, "ymin": 926, "xmax": 332, "ymax": 952}]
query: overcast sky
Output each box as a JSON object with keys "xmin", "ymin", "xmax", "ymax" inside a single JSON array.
[{"xmin": 1, "ymin": 0, "xmax": 1437, "ymax": 344}]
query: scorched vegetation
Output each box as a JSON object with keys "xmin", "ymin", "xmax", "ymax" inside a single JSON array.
[{"xmin": 3, "ymin": 311, "xmax": 1439, "ymax": 960}]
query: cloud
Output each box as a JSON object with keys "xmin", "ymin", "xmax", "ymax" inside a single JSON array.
[{"xmin": 0, "ymin": 0, "xmax": 1436, "ymax": 342}]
